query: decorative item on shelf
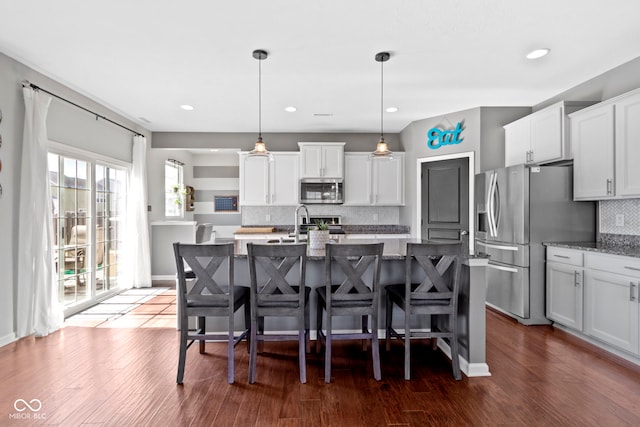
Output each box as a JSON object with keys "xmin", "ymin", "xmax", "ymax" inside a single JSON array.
[
  {"xmin": 184, "ymin": 185, "xmax": 195, "ymax": 212},
  {"xmin": 248, "ymin": 49, "xmax": 273, "ymax": 160},
  {"xmin": 308, "ymin": 220, "xmax": 330, "ymax": 250},
  {"xmin": 370, "ymin": 52, "xmax": 393, "ymax": 160}
]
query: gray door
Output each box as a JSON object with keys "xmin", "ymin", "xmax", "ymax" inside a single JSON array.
[{"xmin": 421, "ymin": 157, "xmax": 469, "ymax": 245}]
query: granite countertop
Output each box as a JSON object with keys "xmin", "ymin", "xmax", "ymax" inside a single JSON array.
[
  {"xmin": 544, "ymin": 241, "xmax": 640, "ymax": 258},
  {"xmin": 219, "ymin": 236, "xmax": 488, "ymax": 263},
  {"xmin": 237, "ymin": 225, "xmax": 411, "ymax": 235}
]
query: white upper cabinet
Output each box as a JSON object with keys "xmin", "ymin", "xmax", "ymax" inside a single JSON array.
[
  {"xmin": 271, "ymin": 153, "xmax": 300, "ymax": 205},
  {"xmin": 504, "ymin": 119, "xmax": 530, "ymax": 167},
  {"xmin": 239, "ymin": 152, "xmax": 299, "ymax": 206},
  {"xmin": 344, "ymin": 153, "xmax": 371, "ymax": 205},
  {"xmin": 504, "ymin": 101, "xmax": 581, "ymax": 167},
  {"xmin": 298, "ymin": 142, "xmax": 345, "ymax": 178},
  {"xmin": 615, "ymin": 91, "xmax": 640, "ymax": 197},
  {"xmin": 571, "ymin": 88, "xmax": 640, "ymax": 200},
  {"xmin": 373, "ymin": 154, "xmax": 405, "ymax": 205},
  {"xmin": 343, "ymin": 153, "xmax": 404, "ymax": 206},
  {"xmin": 239, "ymin": 154, "xmax": 270, "ymax": 205},
  {"xmin": 571, "ymin": 104, "xmax": 615, "ymax": 200}
]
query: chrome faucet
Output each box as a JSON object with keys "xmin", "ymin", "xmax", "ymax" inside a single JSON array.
[{"xmin": 293, "ymin": 204, "xmax": 310, "ymax": 243}]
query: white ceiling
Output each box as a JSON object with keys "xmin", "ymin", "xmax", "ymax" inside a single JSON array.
[{"xmin": 1, "ymin": 1, "xmax": 640, "ymax": 134}]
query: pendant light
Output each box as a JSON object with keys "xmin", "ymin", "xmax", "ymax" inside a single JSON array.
[
  {"xmin": 248, "ymin": 49, "xmax": 273, "ymax": 159},
  {"xmin": 370, "ymin": 52, "xmax": 393, "ymax": 159}
]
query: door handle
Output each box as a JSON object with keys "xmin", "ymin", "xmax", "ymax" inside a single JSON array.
[{"xmin": 461, "ymin": 230, "xmax": 469, "ymax": 236}]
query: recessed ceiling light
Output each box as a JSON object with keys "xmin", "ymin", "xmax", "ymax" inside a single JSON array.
[
  {"xmin": 285, "ymin": 106, "xmax": 297, "ymax": 112},
  {"xmin": 386, "ymin": 107, "xmax": 398, "ymax": 113},
  {"xmin": 180, "ymin": 104, "xmax": 194, "ymax": 111},
  {"xmin": 526, "ymin": 48, "xmax": 550, "ymax": 59}
]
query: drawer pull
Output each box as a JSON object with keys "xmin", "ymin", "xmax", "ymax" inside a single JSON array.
[
  {"xmin": 553, "ymin": 255, "xmax": 570, "ymax": 259},
  {"xmin": 623, "ymin": 266, "xmax": 640, "ymax": 272}
]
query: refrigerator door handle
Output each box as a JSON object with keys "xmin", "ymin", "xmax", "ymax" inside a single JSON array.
[
  {"xmin": 476, "ymin": 241, "xmax": 519, "ymax": 251},
  {"xmin": 488, "ymin": 172, "xmax": 498, "ymax": 237},
  {"xmin": 486, "ymin": 172, "xmax": 493, "ymax": 237},
  {"xmin": 493, "ymin": 173, "xmax": 501, "ymax": 235},
  {"xmin": 487, "ymin": 263, "xmax": 519, "ymax": 273}
]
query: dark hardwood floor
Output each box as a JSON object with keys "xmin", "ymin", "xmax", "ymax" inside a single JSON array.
[{"xmin": 2, "ymin": 308, "xmax": 640, "ymax": 426}]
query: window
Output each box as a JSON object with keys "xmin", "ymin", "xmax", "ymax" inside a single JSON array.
[
  {"xmin": 165, "ymin": 159, "xmax": 184, "ymax": 217},
  {"xmin": 49, "ymin": 149, "xmax": 129, "ymax": 315}
]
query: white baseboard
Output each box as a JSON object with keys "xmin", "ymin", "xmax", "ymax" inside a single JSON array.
[
  {"xmin": 436, "ymin": 339, "xmax": 491, "ymax": 377},
  {"xmin": 152, "ymin": 275, "xmax": 177, "ymax": 281},
  {"xmin": 553, "ymin": 323, "xmax": 640, "ymax": 367},
  {"xmin": 0, "ymin": 332, "xmax": 17, "ymax": 348}
]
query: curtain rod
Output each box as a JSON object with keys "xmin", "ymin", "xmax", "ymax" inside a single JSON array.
[{"xmin": 22, "ymin": 80, "xmax": 144, "ymax": 137}]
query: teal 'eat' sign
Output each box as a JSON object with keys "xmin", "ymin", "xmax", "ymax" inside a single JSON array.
[{"xmin": 427, "ymin": 122, "xmax": 464, "ymax": 149}]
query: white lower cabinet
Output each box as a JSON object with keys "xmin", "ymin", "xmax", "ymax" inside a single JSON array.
[
  {"xmin": 546, "ymin": 251, "xmax": 583, "ymax": 331},
  {"xmin": 584, "ymin": 253, "xmax": 640, "ymax": 354},
  {"xmin": 546, "ymin": 248, "xmax": 640, "ymax": 359}
]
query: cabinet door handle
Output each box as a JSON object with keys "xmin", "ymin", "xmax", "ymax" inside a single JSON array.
[
  {"xmin": 574, "ymin": 271, "xmax": 580, "ymax": 287},
  {"xmin": 529, "ymin": 151, "xmax": 534, "ymax": 163},
  {"xmin": 606, "ymin": 179, "xmax": 613, "ymax": 195},
  {"xmin": 631, "ymin": 282, "xmax": 637, "ymax": 302}
]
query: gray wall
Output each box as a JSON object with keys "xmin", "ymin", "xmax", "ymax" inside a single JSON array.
[
  {"xmin": 152, "ymin": 131, "xmax": 400, "ymax": 152},
  {"xmin": 535, "ymin": 56, "xmax": 640, "ymax": 238},
  {"xmin": 398, "ymin": 107, "xmax": 482, "ymax": 237},
  {"xmin": 0, "ymin": 52, "xmax": 149, "ymax": 345}
]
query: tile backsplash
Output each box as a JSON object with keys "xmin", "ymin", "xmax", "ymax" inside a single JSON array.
[
  {"xmin": 242, "ymin": 206, "xmax": 400, "ymax": 226},
  {"xmin": 599, "ymin": 199, "xmax": 640, "ymax": 235}
]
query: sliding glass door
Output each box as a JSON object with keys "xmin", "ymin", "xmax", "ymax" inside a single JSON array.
[{"xmin": 49, "ymin": 151, "xmax": 128, "ymax": 315}]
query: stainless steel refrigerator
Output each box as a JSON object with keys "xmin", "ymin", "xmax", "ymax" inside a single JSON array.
[{"xmin": 475, "ymin": 164, "xmax": 595, "ymax": 325}]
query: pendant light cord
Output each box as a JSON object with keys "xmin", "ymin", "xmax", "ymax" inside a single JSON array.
[
  {"xmin": 258, "ymin": 56, "xmax": 262, "ymax": 139},
  {"xmin": 380, "ymin": 58, "xmax": 384, "ymax": 139}
]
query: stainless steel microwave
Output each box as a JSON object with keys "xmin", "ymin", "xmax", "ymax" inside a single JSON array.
[{"xmin": 299, "ymin": 178, "xmax": 343, "ymax": 204}]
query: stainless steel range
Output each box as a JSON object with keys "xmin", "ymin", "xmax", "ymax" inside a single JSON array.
[{"xmin": 299, "ymin": 215, "xmax": 344, "ymax": 234}]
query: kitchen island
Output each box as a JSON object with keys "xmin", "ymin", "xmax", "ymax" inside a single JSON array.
[{"xmin": 188, "ymin": 237, "xmax": 490, "ymax": 377}]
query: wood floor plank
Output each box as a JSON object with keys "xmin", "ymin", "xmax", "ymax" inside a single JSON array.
[{"xmin": 1, "ymin": 309, "xmax": 640, "ymax": 426}]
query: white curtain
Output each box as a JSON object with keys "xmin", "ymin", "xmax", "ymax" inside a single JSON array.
[
  {"xmin": 16, "ymin": 87, "xmax": 62, "ymax": 338},
  {"xmin": 125, "ymin": 135, "xmax": 152, "ymax": 288}
]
